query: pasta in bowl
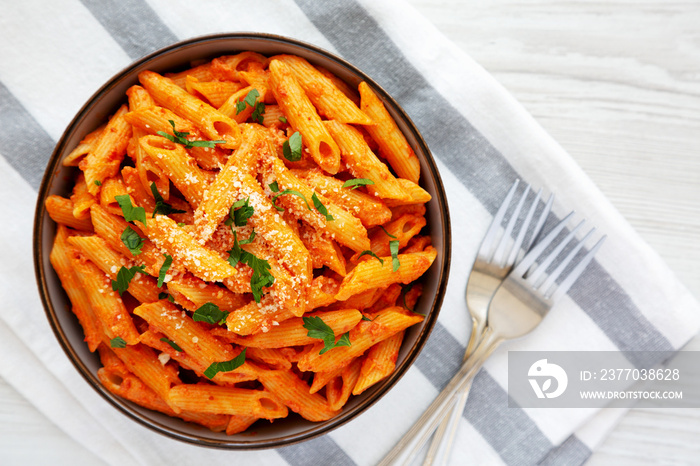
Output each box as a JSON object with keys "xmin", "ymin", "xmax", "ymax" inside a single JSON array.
[{"xmin": 34, "ymin": 33, "xmax": 450, "ymax": 448}]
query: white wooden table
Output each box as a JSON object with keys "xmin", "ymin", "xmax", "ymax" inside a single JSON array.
[{"xmin": 2, "ymin": 1, "xmax": 699, "ymax": 464}]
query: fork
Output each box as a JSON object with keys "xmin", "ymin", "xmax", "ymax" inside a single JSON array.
[
  {"xmin": 378, "ymin": 211, "xmax": 606, "ymax": 466},
  {"xmin": 423, "ymin": 180, "xmax": 553, "ymax": 465}
]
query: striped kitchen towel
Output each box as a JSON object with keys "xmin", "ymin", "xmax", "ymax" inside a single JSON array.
[{"xmin": 1, "ymin": 0, "xmax": 698, "ymax": 464}]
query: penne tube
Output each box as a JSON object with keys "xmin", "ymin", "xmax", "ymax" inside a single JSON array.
[
  {"xmin": 70, "ymin": 252, "xmax": 141, "ymax": 345},
  {"xmin": 272, "ymin": 55, "xmax": 372, "ymax": 125},
  {"xmin": 80, "ymin": 104, "xmax": 132, "ymax": 194},
  {"xmin": 352, "ymin": 330, "xmax": 404, "ymax": 395},
  {"xmin": 138, "ymin": 135, "xmax": 213, "ymax": 207},
  {"xmin": 67, "ymin": 235, "xmax": 161, "ymax": 304},
  {"xmin": 168, "ymin": 384, "xmax": 288, "ymax": 419},
  {"xmin": 125, "ymin": 105, "xmax": 228, "ymax": 170},
  {"xmin": 62, "ymin": 124, "xmax": 106, "ymax": 167},
  {"xmin": 226, "ymin": 415, "xmax": 259, "ymax": 435},
  {"xmin": 359, "ymin": 82, "xmax": 421, "ymax": 183},
  {"xmin": 366, "ymin": 213, "xmax": 426, "ymax": 257},
  {"xmin": 166, "ymin": 273, "xmax": 248, "ymax": 313},
  {"xmin": 293, "ymin": 168, "xmax": 392, "ymax": 227},
  {"xmin": 297, "ymin": 307, "xmax": 423, "ymax": 373},
  {"xmin": 327, "ymin": 358, "xmax": 363, "ymax": 411},
  {"xmin": 134, "ymin": 301, "xmax": 258, "ymax": 384},
  {"xmin": 268, "ymin": 59, "xmax": 340, "ymax": 174},
  {"xmin": 111, "ymin": 343, "xmax": 181, "ymax": 407},
  {"xmin": 246, "ymin": 347, "xmax": 293, "ymax": 370},
  {"xmin": 325, "ymin": 120, "xmax": 412, "ymax": 202},
  {"xmin": 165, "ymin": 62, "xmax": 216, "ymax": 88},
  {"xmin": 98, "ymin": 176, "xmax": 130, "ymax": 216},
  {"xmin": 185, "ymin": 75, "xmax": 243, "ymax": 108},
  {"xmin": 218, "ymin": 309, "xmax": 361, "ymax": 349},
  {"xmin": 50, "ymin": 226, "xmax": 103, "ymax": 351},
  {"xmin": 141, "ymin": 214, "xmax": 237, "ymax": 282},
  {"xmin": 139, "ymin": 70, "xmax": 241, "ymax": 149},
  {"xmin": 260, "ymin": 154, "xmax": 370, "ymax": 252},
  {"xmin": 299, "ymin": 223, "xmax": 347, "ymax": 276},
  {"xmin": 335, "ymin": 248, "xmax": 437, "ymax": 301},
  {"xmin": 70, "ymin": 173, "xmax": 96, "ymax": 220},
  {"xmin": 257, "ymin": 368, "xmax": 340, "ymax": 422},
  {"xmin": 45, "ymin": 195, "xmax": 94, "ymax": 232}
]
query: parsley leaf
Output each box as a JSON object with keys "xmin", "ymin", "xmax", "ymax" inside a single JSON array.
[
  {"xmin": 151, "ymin": 183, "xmax": 185, "ymax": 217},
  {"xmin": 204, "ymin": 349, "xmax": 247, "ymax": 379},
  {"xmin": 390, "ymin": 240, "xmax": 400, "ymax": 271},
  {"xmin": 270, "ymin": 186, "xmax": 311, "ymax": 212},
  {"xmin": 342, "ymin": 178, "xmax": 375, "ymax": 190},
  {"xmin": 94, "ymin": 180, "xmax": 102, "ymax": 186},
  {"xmin": 193, "ymin": 302, "xmax": 229, "ymax": 325},
  {"xmin": 111, "ymin": 265, "xmax": 146, "ymax": 296},
  {"xmin": 279, "ymin": 116, "xmax": 287, "ymax": 123},
  {"xmin": 269, "ymin": 181, "xmax": 280, "ymax": 193},
  {"xmin": 225, "ymin": 198, "xmax": 254, "ymax": 227},
  {"xmin": 361, "ymin": 315, "xmax": 373, "ymax": 321},
  {"xmin": 357, "ymin": 250, "xmax": 384, "ymax": 265},
  {"xmin": 379, "ymin": 225, "xmax": 397, "ymax": 239},
  {"xmin": 251, "ymin": 101, "xmax": 266, "ymax": 124},
  {"xmin": 158, "ymin": 292, "xmax": 175, "ymax": 303},
  {"xmin": 236, "ymin": 89, "xmax": 260, "ymax": 114},
  {"xmin": 282, "ymin": 131, "xmax": 302, "ymax": 162},
  {"xmin": 110, "ymin": 337, "xmax": 127, "ymax": 348},
  {"xmin": 120, "ymin": 226, "xmax": 144, "ymax": 256},
  {"xmin": 157, "ymin": 120, "xmax": 225, "ymax": 149},
  {"xmin": 226, "ymin": 232, "xmax": 273, "ymax": 303},
  {"xmin": 115, "ymin": 195, "xmax": 147, "ymax": 226},
  {"xmin": 303, "ymin": 316, "xmax": 352, "ymax": 354},
  {"xmin": 157, "ymin": 254, "xmax": 173, "ymax": 287},
  {"xmin": 160, "ymin": 337, "xmax": 183, "ymax": 352},
  {"xmin": 312, "ymin": 193, "xmax": 334, "ymax": 221}
]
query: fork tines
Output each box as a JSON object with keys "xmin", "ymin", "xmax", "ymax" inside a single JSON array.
[
  {"xmin": 514, "ymin": 212, "xmax": 607, "ymax": 300},
  {"xmin": 482, "ymin": 180, "xmax": 554, "ymax": 269}
]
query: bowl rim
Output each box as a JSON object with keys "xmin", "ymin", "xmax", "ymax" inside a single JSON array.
[{"xmin": 33, "ymin": 32, "xmax": 452, "ymax": 449}]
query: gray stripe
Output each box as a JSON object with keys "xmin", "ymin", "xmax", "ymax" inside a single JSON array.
[
  {"xmin": 79, "ymin": 0, "xmax": 178, "ymax": 60},
  {"xmin": 415, "ymin": 323, "xmax": 553, "ymax": 465},
  {"xmin": 277, "ymin": 434, "xmax": 355, "ymax": 466},
  {"xmin": 538, "ymin": 435, "xmax": 592, "ymax": 466},
  {"xmin": 292, "ymin": 0, "xmax": 673, "ymax": 362},
  {"xmin": 467, "ymin": 372, "xmax": 554, "ymax": 465},
  {"xmin": 0, "ymin": 81, "xmax": 55, "ymax": 190}
]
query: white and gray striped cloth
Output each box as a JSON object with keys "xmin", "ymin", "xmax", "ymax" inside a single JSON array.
[{"xmin": 1, "ymin": 0, "xmax": 698, "ymax": 464}]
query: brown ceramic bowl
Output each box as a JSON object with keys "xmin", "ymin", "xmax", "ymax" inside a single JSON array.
[{"xmin": 33, "ymin": 33, "xmax": 451, "ymax": 449}]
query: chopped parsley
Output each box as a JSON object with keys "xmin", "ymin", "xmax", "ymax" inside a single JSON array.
[
  {"xmin": 157, "ymin": 254, "xmax": 173, "ymax": 287},
  {"xmin": 151, "ymin": 183, "xmax": 185, "ymax": 217},
  {"xmin": 204, "ymin": 348, "xmax": 247, "ymax": 379},
  {"xmin": 282, "ymin": 131, "xmax": 302, "ymax": 162},
  {"xmin": 312, "ymin": 193, "xmax": 334, "ymax": 221},
  {"xmin": 361, "ymin": 315, "xmax": 373, "ymax": 321},
  {"xmin": 192, "ymin": 302, "xmax": 229, "ymax": 326},
  {"xmin": 379, "ymin": 225, "xmax": 397, "ymax": 239},
  {"xmin": 269, "ymin": 182, "xmax": 311, "ymax": 212},
  {"xmin": 110, "ymin": 337, "xmax": 127, "ymax": 348},
  {"xmin": 158, "ymin": 292, "xmax": 175, "ymax": 303},
  {"xmin": 111, "ymin": 265, "xmax": 146, "ymax": 296},
  {"xmin": 120, "ymin": 226, "xmax": 144, "ymax": 256},
  {"xmin": 303, "ymin": 316, "xmax": 352, "ymax": 355},
  {"xmin": 157, "ymin": 120, "xmax": 225, "ymax": 149},
  {"xmin": 357, "ymin": 250, "xmax": 384, "ymax": 265},
  {"xmin": 224, "ymin": 198, "xmax": 254, "ymax": 228},
  {"xmin": 278, "ymin": 116, "xmax": 287, "ymax": 123},
  {"xmin": 390, "ymin": 240, "xmax": 400, "ymax": 271},
  {"xmin": 342, "ymin": 178, "xmax": 374, "ymax": 190},
  {"xmin": 115, "ymin": 195, "xmax": 147, "ymax": 226},
  {"xmin": 160, "ymin": 337, "xmax": 183, "ymax": 352},
  {"xmin": 236, "ymin": 89, "xmax": 260, "ymax": 114},
  {"xmin": 227, "ymin": 231, "xmax": 273, "ymax": 303},
  {"xmin": 251, "ymin": 101, "xmax": 266, "ymax": 124},
  {"xmin": 93, "ymin": 180, "xmax": 102, "ymax": 187}
]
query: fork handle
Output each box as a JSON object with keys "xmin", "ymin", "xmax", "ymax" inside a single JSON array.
[{"xmin": 377, "ymin": 330, "xmax": 502, "ymax": 466}]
